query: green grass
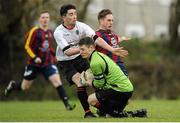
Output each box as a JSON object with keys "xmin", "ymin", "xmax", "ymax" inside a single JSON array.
[{"xmin": 0, "ymin": 100, "xmax": 180, "ymax": 122}]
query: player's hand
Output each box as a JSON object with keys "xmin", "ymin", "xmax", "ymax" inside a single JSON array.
[
  {"xmin": 86, "ymin": 80, "xmax": 93, "ymax": 86},
  {"xmin": 80, "ymin": 71, "xmax": 88, "ymax": 86},
  {"xmin": 34, "ymin": 57, "xmax": 42, "ymax": 64},
  {"xmin": 80, "ymin": 69, "xmax": 94, "ymax": 86},
  {"xmin": 118, "ymin": 36, "xmax": 131, "ymax": 43},
  {"xmin": 112, "ymin": 47, "xmax": 128, "ymax": 57}
]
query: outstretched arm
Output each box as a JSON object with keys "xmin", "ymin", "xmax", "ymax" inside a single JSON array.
[
  {"xmin": 118, "ymin": 35, "xmax": 131, "ymax": 43},
  {"xmin": 95, "ymin": 36, "xmax": 128, "ymax": 57}
]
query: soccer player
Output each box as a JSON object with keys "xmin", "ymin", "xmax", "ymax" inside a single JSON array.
[
  {"xmin": 79, "ymin": 37, "xmax": 147, "ymax": 118},
  {"xmin": 53, "ymin": 4, "xmax": 128, "ymax": 118},
  {"xmin": 96, "ymin": 9, "xmax": 129, "ymax": 76},
  {"xmin": 4, "ymin": 10, "xmax": 75, "ymax": 111}
]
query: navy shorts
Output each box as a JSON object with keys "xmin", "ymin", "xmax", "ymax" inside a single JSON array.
[
  {"xmin": 58, "ymin": 55, "xmax": 89, "ymax": 85},
  {"xmin": 96, "ymin": 89, "xmax": 133, "ymax": 112},
  {"xmin": 23, "ymin": 64, "xmax": 59, "ymax": 80}
]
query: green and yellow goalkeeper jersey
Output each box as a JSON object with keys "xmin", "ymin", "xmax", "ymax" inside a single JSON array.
[{"xmin": 90, "ymin": 51, "xmax": 133, "ymax": 92}]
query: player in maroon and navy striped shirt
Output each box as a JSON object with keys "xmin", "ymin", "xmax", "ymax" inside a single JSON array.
[
  {"xmin": 96, "ymin": 9, "xmax": 129, "ymax": 76},
  {"xmin": 24, "ymin": 26, "xmax": 55, "ymax": 67},
  {"xmin": 4, "ymin": 10, "xmax": 75, "ymax": 110}
]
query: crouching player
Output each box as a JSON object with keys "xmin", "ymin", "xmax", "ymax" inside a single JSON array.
[{"xmin": 79, "ymin": 37, "xmax": 147, "ymax": 118}]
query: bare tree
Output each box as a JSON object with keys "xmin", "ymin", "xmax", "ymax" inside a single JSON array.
[{"xmin": 169, "ymin": 0, "xmax": 180, "ymax": 53}]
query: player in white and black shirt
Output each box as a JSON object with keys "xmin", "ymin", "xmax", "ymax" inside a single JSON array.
[
  {"xmin": 54, "ymin": 4, "xmax": 128, "ymax": 118},
  {"xmin": 54, "ymin": 21, "xmax": 95, "ymax": 61}
]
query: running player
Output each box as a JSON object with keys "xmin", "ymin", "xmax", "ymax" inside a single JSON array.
[{"xmin": 4, "ymin": 10, "xmax": 75, "ymax": 110}]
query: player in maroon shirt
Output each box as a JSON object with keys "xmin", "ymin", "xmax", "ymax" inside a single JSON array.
[
  {"xmin": 4, "ymin": 10, "xmax": 75, "ymax": 110},
  {"xmin": 96, "ymin": 9, "xmax": 129, "ymax": 76}
]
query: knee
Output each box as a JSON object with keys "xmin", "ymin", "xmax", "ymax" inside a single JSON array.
[
  {"xmin": 87, "ymin": 96, "xmax": 93, "ymax": 105},
  {"xmin": 51, "ymin": 79, "xmax": 62, "ymax": 87},
  {"xmin": 49, "ymin": 74, "xmax": 62, "ymax": 87},
  {"xmin": 88, "ymin": 94, "xmax": 97, "ymax": 106},
  {"xmin": 72, "ymin": 73, "xmax": 82, "ymax": 87},
  {"xmin": 21, "ymin": 83, "xmax": 31, "ymax": 90},
  {"xmin": 21, "ymin": 80, "xmax": 33, "ymax": 90}
]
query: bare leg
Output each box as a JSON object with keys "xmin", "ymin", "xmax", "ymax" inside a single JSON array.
[
  {"xmin": 4, "ymin": 79, "xmax": 33, "ymax": 96},
  {"xmin": 21, "ymin": 79, "xmax": 33, "ymax": 90}
]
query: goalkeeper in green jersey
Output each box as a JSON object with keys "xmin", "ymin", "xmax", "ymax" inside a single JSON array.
[{"xmin": 79, "ymin": 37, "xmax": 147, "ymax": 118}]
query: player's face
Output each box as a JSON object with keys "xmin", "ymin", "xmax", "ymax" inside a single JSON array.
[
  {"xmin": 100, "ymin": 14, "xmax": 113, "ymax": 30},
  {"xmin": 39, "ymin": 12, "xmax": 50, "ymax": 28},
  {"xmin": 63, "ymin": 9, "xmax": 77, "ymax": 26},
  {"xmin": 79, "ymin": 45, "xmax": 93, "ymax": 59}
]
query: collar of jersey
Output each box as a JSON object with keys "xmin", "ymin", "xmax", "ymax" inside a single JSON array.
[
  {"xmin": 63, "ymin": 24, "xmax": 75, "ymax": 30},
  {"xmin": 89, "ymin": 50, "xmax": 96, "ymax": 61}
]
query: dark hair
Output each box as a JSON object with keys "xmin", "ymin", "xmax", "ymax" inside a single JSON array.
[
  {"xmin": 98, "ymin": 9, "xmax": 112, "ymax": 21},
  {"xmin": 60, "ymin": 4, "xmax": 76, "ymax": 16},
  {"xmin": 79, "ymin": 37, "xmax": 95, "ymax": 46}
]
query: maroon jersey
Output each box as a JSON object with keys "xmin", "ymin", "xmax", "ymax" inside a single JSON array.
[
  {"xmin": 24, "ymin": 26, "xmax": 55, "ymax": 67},
  {"xmin": 96, "ymin": 29, "xmax": 123, "ymax": 64}
]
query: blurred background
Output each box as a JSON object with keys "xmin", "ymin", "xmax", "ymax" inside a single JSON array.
[{"xmin": 0, "ymin": 0, "xmax": 180, "ymax": 101}]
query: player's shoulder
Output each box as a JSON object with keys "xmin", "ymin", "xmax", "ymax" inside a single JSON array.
[
  {"xmin": 54, "ymin": 24, "xmax": 64, "ymax": 35},
  {"xmin": 28, "ymin": 26, "xmax": 39, "ymax": 33},
  {"xmin": 54, "ymin": 24, "xmax": 62, "ymax": 31},
  {"xmin": 91, "ymin": 52, "xmax": 103, "ymax": 62},
  {"xmin": 25, "ymin": 26, "xmax": 38, "ymax": 37},
  {"xmin": 90, "ymin": 53, "xmax": 103, "ymax": 68},
  {"xmin": 95, "ymin": 29, "xmax": 102, "ymax": 35},
  {"xmin": 76, "ymin": 21, "xmax": 89, "ymax": 27}
]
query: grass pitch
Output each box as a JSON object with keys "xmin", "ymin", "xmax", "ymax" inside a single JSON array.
[{"xmin": 0, "ymin": 99, "xmax": 180, "ymax": 122}]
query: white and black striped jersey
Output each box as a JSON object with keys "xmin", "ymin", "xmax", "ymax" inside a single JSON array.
[{"xmin": 54, "ymin": 21, "xmax": 95, "ymax": 61}]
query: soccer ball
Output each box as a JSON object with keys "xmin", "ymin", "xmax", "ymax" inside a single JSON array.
[{"xmin": 80, "ymin": 69, "xmax": 94, "ymax": 86}]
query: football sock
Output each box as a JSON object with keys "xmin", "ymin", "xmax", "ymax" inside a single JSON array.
[
  {"xmin": 13, "ymin": 81, "xmax": 22, "ymax": 90},
  {"xmin": 56, "ymin": 85, "xmax": 69, "ymax": 107},
  {"xmin": 77, "ymin": 86, "xmax": 90, "ymax": 113}
]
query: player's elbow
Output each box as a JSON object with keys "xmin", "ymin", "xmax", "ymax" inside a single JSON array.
[
  {"xmin": 64, "ymin": 47, "xmax": 80, "ymax": 56},
  {"xmin": 63, "ymin": 45, "xmax": 72, "ymax": 56},
  {"xmin": 24, "ymin": 45, "xmax": 29, "ymax": 52},
  {"xmin": 64, "ymin": 50, "xmax": 72, "ymax": 56},
  {"xmin": 24, "ymin": 45, "xmax": 28, "ymax": 50}
]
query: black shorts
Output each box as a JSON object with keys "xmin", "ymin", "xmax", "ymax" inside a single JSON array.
[
  {"xmin": 58, "ymin": 55, "xmax": 90, "ymax": 85},
  {"xmin": 23, "ymin": 64, "xmax": 59, "ymax": 80},
  {"xmin": 96, "ymin": 89, "xmax": 133, "ymax": 112}
]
